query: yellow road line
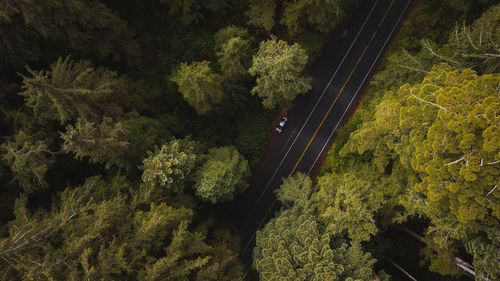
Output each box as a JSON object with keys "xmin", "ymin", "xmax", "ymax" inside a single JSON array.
[{"xmin": 241, "ymin": 0, "xmax": 396, "ymax": 256}]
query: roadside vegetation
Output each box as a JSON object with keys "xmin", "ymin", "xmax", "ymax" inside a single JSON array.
[{"xmin": 258, "ymin": 0, "xmax": 499, "ymax": 280}]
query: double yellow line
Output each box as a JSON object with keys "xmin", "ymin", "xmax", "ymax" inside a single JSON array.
[{"xmin": 241, "ymin": 0, "xmax": 396, "ymax": 255}]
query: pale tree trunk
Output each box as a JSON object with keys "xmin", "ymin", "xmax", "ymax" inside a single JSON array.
[{"xmin": 400, "ymin": 226, "xmax": 486, "ymax": 280}]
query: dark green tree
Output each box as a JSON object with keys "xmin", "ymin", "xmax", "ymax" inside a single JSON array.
[
  {"xmin": 60, "ymin": 117, "xmax": 130, "ymax": 169},
  {"xmin": 1, "ymin": 131, "xmax": 54, "ymax": 193},
  {"xmin": 246, "ymin": 0, "xmax": 276, "ymax": 31},
  {"xmin": 281, "ymin": 0, "xmax": 346, "ymax": 36},
  {"xmin": 215, "ymin": 26, "xmax": 252, "ymax": 81},
  {"xmin": 0, "ymin": 176, "xmax": 241, "ymax": 280},
  {"xmin": 19, "ymin": 56, "xmax": 121, "ymax": 124},
  {"xmin": 194, "ymin": 146, "xmax": 249, "ymax": 204},
  {"xmin": 0, "ymin": 0, "xmax": 141, "ymax": 64}
]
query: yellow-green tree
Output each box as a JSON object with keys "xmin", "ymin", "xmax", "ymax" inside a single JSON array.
[
  {"xmin": 253, "ymin": 173, "xmax": 377, "ymax": 280},
  {"xmin": 194, "ymin": 146, "xmax": 249, "ymax": 204},
  {"xmin": 315, "ymin": 172, "xmax": 383, "ymax": 242},
  {"xmin": 249, "ymin": 38, "xmax": 311, "ymax": 109},
  {"xmin": 141, "ymin": 138, "xmax": 198, "ymax": 193},
  {"xmin": 171, "ymin": 61, "xmax": 225, "ymax": 115}
]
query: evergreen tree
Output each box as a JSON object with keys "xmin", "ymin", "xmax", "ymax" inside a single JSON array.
[
  {"xmin": 281, "ymin": 0, "xmax": 345, "ymax": 36},
  {"xmin": 19, "ymin": 56, "xmax": 121, "ymax": 124},
  {"xmin": 161, "ymin": 0, "xmax": 202, "ymax": 25},
  {"xmin": 141, "ymin": 138, "xmax": 198, "ymax": 193},
  {"xmin": 246, "ymin": 0, "xmax": 276, "ymax": 31},
  {"xmin": 253, "ymin": 173, "xmax": 377, "ymax": 280},
  {"xmin": 1, "ymin": 131, "xmax": 54, "ymax": 193},
  {"xmin": 215, "ymin": 26, "xmax": 252, "ymax": 81},
  {"xmin": 249, "ymin": 38, "xmax": 311, "ymax": 109},
  {"xmin": 60, "ymin": 117, "xmax": 130, "ymax": 169},
  {"xmin": 0, "ymin": 176, "xmax": 241, "ymax": 280},
  {"xmin": 315, "ymin": 173, "xmax": 383, "ymax": 242},
  {"xmin": 0, "ymin": 0, "xmax": 141, "ymax": 64},
  {"xmin": 194, "ymin": 146, "xmax": 249, "ymax": 204},
  {"xmin": 171, "ymin": 61, "xmax": 225, "ymax": 115}
]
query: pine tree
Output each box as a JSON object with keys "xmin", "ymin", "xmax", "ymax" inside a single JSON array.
[
  {"xmin": 161, "ymin": 0, "xmax": 202, "ymax": 25},
  {"xmin": 19, "ymin": 56, "xmax": 121, "ymax": 124},
  {"xmin": 194, "ymin": 146, "xmax": 249, "ymax": 204},
  {"xmin": 281, "ymin": 0, "xmax": 344, "ymax": 36},
  {"xmin": 215, "ymin": 26, "xmax": 252, "ymax": 81},
  {"xmin": 141, "ymin": 138, "xmax": 198, "ymax": 193},
  {"xmin": 253, "ymin": 173, "xmax": 377, "ymax": 280},
  {"xmin": 246, "ymin": 0, "xmax": 276, "ymax": 31},
  {"xmin": 171, "ymin": 61, "xmax": 225, "ymax": 115},
  {"xmin": 1, "ymin": 131, "xmax": 54, "ymax": 193},
  {"xmin": 60, "ymin": 117, "xmax": 130, "ymax": 169},
  {"xmin": 0, "ymin": 176, "xmax": 233, "ymax": 280},
  {"xmin": 0, "ymin": 0, "xmax": 141, "ymax": 64},
  {"xmin": 315, "ymin": 172, "xmax": 383, "ymax": 242},
  {"xmin": 249, "ymin": 38, "xmax": 311, "ymax": 109}
]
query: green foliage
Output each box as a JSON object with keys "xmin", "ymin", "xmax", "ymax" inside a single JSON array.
[
  {"xmin": 19, "ymin": 56, "xmax": 121, "ymax": 124},
  {"xmin": 465, "ymin": 235, "xmax": 500, "ymax": 280},
  {"xmin": 253, "ymin": 173, "xmax": 377, "ymax": 281},
  {"xmin": 281, "ymin": 0, "xmax": 344, "ymax": 36},
  {"xmin": 0, "ymin": 0, "xmax": 141, "ymax": 65},
  {"xmin": 249, "ymin": 38, "xmax": 311, "ymax": 109},
  {"xmin": 0, "ymin": 176, "xmax": 234, "ymax": 281},
  {"xmin": 215, "ymin": 26, "xmax": 252, "ymax": 80},
  {"xmin": 253, "ymin": 209, "xmax": 345, "ymax": 281},
  {"xmin": 194, "ymin": 146, "xmax": 249, "ymax": 204},
  {"xmin": 141, "ymin": 138, "xmax": 198, "ymax": 193},
  {"xmin": 171, "ymin": 61, "xmax": 225, "ymax": 115},
  {"xmin": 1, "ymin": 131, "xmax": 53, "ymax": 193},
  {"xmin": 315, "ymin": 173, "xmax": 383, "ymax": 242},
  {"xmin": 275, "ymin": 172, "xmax": 314, "ymax": 211},
  {"xmin": 61, "ymin": 117, "xmax": 130, "ymax": 169},
  {"xmin": 246, "ymin": 0, "xmax": 275, "ymax": 31},
  {"xmin": 162, "ymin": 0, "xmax": 202, "ymax": 25},
  {"xmin": 395, "ymin": 65, "xmax": 499, "ymax": 231}
]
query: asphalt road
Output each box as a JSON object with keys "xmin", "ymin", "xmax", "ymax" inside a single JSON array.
[{"xmin": 233, "ymin": 0, "xmax": 413, "ymax": 267}]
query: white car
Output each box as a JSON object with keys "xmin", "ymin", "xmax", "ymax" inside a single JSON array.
[{"xmin": 275, "ymin": 117, "xmax": 288, "ymax": 133}]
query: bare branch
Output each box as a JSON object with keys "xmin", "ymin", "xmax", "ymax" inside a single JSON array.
[
  {"xmin": 410, "ymin": 93, "xmax": 448, "ymax": 112},
  {"xmin": 445, "ymin": 157, "xmax": 464, "ymax": 166}
]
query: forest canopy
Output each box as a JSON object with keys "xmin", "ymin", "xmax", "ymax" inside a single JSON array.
[{"xmin": 0, "ymin": 0, "xmax": 498, "ymax": 280}]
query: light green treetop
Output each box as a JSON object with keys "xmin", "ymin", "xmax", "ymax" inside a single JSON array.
[
  {"xmin": 249, "ymin": 38, "xmax": 311, "ymax": 109},
  {"xmin": 171, "ymin": 61, "xmax": 225, "ymax": 115},
  {"xmin": 315, "ymin": 172, "xmax": 383, "ymax": 242},
  {"xmin": 141, "ymin": 138, "xmax": 198, "ymax": 193}
]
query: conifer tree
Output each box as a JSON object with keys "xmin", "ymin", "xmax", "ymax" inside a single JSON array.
[
  {"xmin": 249, "ymin": 38, "xmax": 311, "ymax": 109},
  {"xmin": 0, "ymin": 0, "xmax": 141, "ymax": 64},
  {"xmin": 315, "ymin": 173, "xmax": 383, "ymax": 242},
  {"xmin": 141, "ymin": 138, "xmax": 198, "ymax": 193},
  {"xmin": 253, "ymin": 173, "xmax": 377, "ymax": 280},
  {"xmin": 0, "ymin": 176, "xmax": 236, "ymax": 281},
  {"xmin": 60, "ymin": 117, "xmax": 130, "ymax": 169},
  {"xmin": 171, "ymin": 61, "xmax": 225, "ymax": 115},
  {"xmin": 1, "ymin": 131, "xmax": 54, "ymax": 192},
  {"xmin": 194, "ymin": 146, "xmax": 249, "ymax": 204},
  {"xmin": 215, "ymin": 26, "xmax": 252, "ymax": 81},
  {"xmin": 19, "ymin": 56, "xmax": 120, "ymax": 124},
  {"xmin": 281, "ymin": 0, "xmax": 344, "ymax": 36},
  {"xmin": 246, "ymin": 0, "xmax": 276, "ymax": 31}
]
